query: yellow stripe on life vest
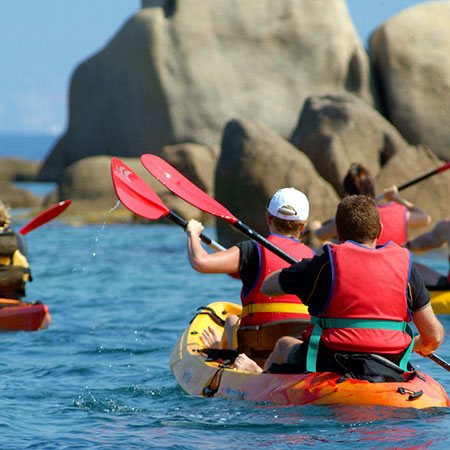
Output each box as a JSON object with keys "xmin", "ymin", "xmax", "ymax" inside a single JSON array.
[{"xmin": 241, "ymin": 302, "xmax": 309, "ymax": 319}]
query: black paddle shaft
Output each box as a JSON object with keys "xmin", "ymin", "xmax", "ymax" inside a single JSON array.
[
  {"xmin": 234, "ymin": 220, "xmax": 298, "ymax": 265},
  {"xmin": 428, "ymin": 353, "xmax": 450, "ymax": 372},
  {"xmin": 168, "ymin": 211, "xmax": 226, "ymax": 251}
]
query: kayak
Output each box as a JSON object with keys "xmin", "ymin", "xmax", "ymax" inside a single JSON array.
[
  {"xmin": 430, "ymin": 288, "xmax": 450, "ymax": 314},
  {"xmin": 170, "ymin": 301, "xmax": 449, "ymax": 409},
  {"xmin": 0, "ymin": 298, "xmax": 51, "ymax": 332}
]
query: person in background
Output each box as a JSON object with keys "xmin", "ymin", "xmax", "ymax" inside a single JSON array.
[
  {"xmin": 311, "ymin": 162, "xmax": 430, "ymax": 246},
  {"xmin": 185, "ymin": 188, "xmax": 314, "ymax": 351},
  {"xmin": 234, "ymin": 195, "xmax": 443, "ymax": 374},
  {"xmin": 0, "ymin": 202, "xmax": 31, "ymax": 300},
  {"xmin": 405, "ymin": 218, "xmax": 450, "ymax": 288}
]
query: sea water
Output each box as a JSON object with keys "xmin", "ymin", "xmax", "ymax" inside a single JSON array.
[{"xmin": 1, "ymin": 135, "xmax": 450, "ymax": 449}]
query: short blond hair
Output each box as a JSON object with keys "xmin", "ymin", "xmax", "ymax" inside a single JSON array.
[{"xmin": 267, "ymin": 213, "xmax": 305, "ymax": 235}]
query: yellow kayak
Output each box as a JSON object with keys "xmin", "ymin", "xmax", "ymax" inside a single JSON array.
[
  {"xmin": 430, "ymin": 289, "xmax": 450, "ymax": 314},
  {"xmin": 170, "ymin": 301, "xmax": 449, "ymax": 409}
]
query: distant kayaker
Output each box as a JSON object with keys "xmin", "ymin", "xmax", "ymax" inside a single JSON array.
[
  {"xmin": 0, "ymin": 202, "xmax": 32, "ymax": 299},
  {"xmin": 311, "ymin": 162, "xmax": 430, "ymax": 246},
  {"xmin": 405, "ymin": 218, "xmax": 450, "ymax": 288},
  {"xmin": 185, "ymin": 187, "xmax": 314, "ymax": 351},
  {"xmin": 234, "ymin": 194, "xmax": 444, "ymax": 374}
]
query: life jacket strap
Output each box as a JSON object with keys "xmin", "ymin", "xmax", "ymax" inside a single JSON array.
[
  {"xmin": 240, "ymin": 302, "xmax": 309, "ymax": 319},
  {"xmin": 306, "ymin": 316, "xmax": 415, "ymax": 372}
]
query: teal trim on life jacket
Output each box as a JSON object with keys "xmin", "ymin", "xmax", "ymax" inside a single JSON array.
[{"xmin": 306, "ymin": 316, "xmax": 415, "ymax": 372}]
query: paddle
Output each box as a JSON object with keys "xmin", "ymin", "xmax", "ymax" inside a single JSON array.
[
  {"xmin": 375, "ymin": 161, "xmax": 450, "ymax": 201},
  {"xmin": 110, "ymin": 157, "xmax": 226, "ymax": 252},
  {"xmin": 140, "ymin": 154, "xmax": 298, "ymax": 264},
  {"xmin": 428, "ymin": 353, "xmax": 450, "ymax": 373},
  {"xmin": 19, "ymin": 200, "xmax": 72, "ymax": 235}
]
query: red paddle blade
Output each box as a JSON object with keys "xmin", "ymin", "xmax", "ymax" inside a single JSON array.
[
  {"xmin": 140, "ymin": 154, "xmax": 238, "ymax": 224},
  {"xmin": 437, "ymin": 161, "xmax": 450, "ymax": 174},
  {"xmin": 19, "ymin": 200, "xmax": 72, "ymax": 235},
  {"xmin": 111, "ymin": 157, "xmax": 169, "ymax": 220}
]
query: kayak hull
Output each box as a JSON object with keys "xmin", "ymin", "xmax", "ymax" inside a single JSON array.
[
  {"xmin": 171, "ymin": 301, "xmax": 449, "ymax": 409},
  {"xmin": 430, "ymin": 289, "xmax": 450, "ymax": 314},
  {"xmin": 0, "ymin": 299, "xmax": 51, "ymax": 332}
]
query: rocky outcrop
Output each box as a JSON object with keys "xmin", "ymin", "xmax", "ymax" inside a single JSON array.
[
  {"xmin": 370, "ymin": 2, "xmax": 450, "ymax": 161},
  {"xmin": 0, "ymin": 182, "xmax": 41, "ymax": 209},
  {"xmin": 38, "ymin": 0, "xmax": 373, "ymax": 180},
  {"xmin": 0, "ymin": 158, "xmax": 41, "ymax": 182},
  {"xmin": 215, "ymin": 119, "xmax": 340, "ymax": 247},
  {"xmin": 290, "ymin": 93, "xmax": 412, "ymax": 196}
]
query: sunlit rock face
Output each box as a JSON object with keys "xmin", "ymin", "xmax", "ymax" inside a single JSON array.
[{"xmin": 39, "ymin": 0, "xmax": 373, "ymax": 180}]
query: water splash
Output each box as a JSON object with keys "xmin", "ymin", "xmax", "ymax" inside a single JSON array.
[{"xmin": 109, "ymin": 200, "xmax": 121, "ymax": 213}]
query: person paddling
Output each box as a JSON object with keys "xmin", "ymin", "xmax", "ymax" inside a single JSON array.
[
  {"xmin": 185, "ymin": 188, "xmax": 314, "ymax": 352},
  {"xmin": 405, "ymin": 218, "xmax": 450, "ymax": 288},
  {"xmin": 234, "ymin": 195, "xmax": 444, "ymax": 374},
  {"xmin": 311, "ymin": 162, "xmax": 430, "ymax": 246},
  {"xmin": 0, "ymin": 202, "xmax": 32, "ymax": 300}
]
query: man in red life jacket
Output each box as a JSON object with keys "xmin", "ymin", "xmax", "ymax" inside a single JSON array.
[
  {"xmin": 234, "ymin": 195, "xmax": 443, "ymax": 374},
  {"xmin": 185, "ymin": 187, "xmax": 314, "ymax": 350},
  {"xmin": 311, "ymin": 163, "xmax": 430, "ymax": 246},
  {"xmin": 405, "ymin": 218, "xmax": 450, "ymax": 288}
]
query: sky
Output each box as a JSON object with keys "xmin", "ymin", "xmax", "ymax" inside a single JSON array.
[{"xmin": 0, "ymin": 0, "xmax": 437, "ymax": 136}]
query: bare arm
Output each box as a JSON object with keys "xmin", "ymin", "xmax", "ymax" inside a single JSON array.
[
  {"xmin": 383, "ymin": 185, "xmax": 431, "ymax": 228},
  {"xmin": 186, "ymin": 219, "xmax": 240, "ymax": 273},
  {"xmin": 407, "ymin": 219, "xmax": 450, "ymax": 252},
  {"xmin": 261, "ymin": 269, "xmax": 285, "ymax": 297},
  {"xmin": 412, "ymin": 304, "xmax": 444, "ymax": 356}
]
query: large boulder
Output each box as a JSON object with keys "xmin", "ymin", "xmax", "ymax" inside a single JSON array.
[
  {"xmin": 0, "ymin": 182, "xmax": 41, "ymax": 209},
  {"xmin": 290, "ymin": 93, "xmax": 412, "ymax": 195},
  {"xmin": 38, "ymin": 0, "xmax": 374, "ymax": 181},
  {"xmin": 215, "ymin": 119, "xmax": 340, "ymax": 247},
  {"xmin": 0, "ymin": 158, "xmax": 41, "ymax": 182},
  {"xmin": 370, "ymin": 2, "xmax": 450, "ymax": 161}
]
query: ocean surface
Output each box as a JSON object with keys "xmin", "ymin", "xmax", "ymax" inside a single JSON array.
[{"xmin": 1, "ymin": 135, "xmax": 450, "ymax": 449}]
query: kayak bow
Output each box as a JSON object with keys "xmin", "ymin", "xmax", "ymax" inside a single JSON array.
[{"xmin": 0, "ymin": 299, "xmax": 51, "ymax": 332}]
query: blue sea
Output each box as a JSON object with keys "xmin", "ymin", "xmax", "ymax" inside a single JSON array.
[{"xmin": 1, "ymin": 135, "xmax": 450, "ymax": 449}]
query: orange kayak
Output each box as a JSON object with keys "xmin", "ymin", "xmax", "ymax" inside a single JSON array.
[
  {"xmin": 170, "ymin": 301, "xmax": 449, "ymax": 409},
  {"xmin": 0, "ymin": 298, "xmax": 51, "ymax": 332}
]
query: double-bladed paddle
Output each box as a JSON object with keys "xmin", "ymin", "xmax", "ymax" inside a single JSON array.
[
  {"xmin": 19, "ymin": 200, "xmax": 72, "ymax": 235},
  {"xmin": 110, "ymin": 157, "xmax": 225, "ymax": 252},
  {"xmin": 140, "ymin": 154, "xmax": 298, "ymax": 265},
  {"xmin": 140, "ymin": 153, "xmax": 450, "ymax": 373},
  {"xmin": 376, "ymin": 161, "xmax": 450, "ymax": 199}
]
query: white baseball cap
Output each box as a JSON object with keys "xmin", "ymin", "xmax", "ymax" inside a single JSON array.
[{"xmin": 267, "ymin": 188, "xmax": 309, "ymax": 221}]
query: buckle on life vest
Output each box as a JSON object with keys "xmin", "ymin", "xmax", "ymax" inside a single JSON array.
[{"xmin": 241, "ymin": 302, "xmax": 309, "ymax": 319}]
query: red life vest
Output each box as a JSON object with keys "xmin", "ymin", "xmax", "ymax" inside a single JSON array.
[
  {"xmin": 377, "ymin": 202, "xmax": 408, "ymax": 246},
  {"xmin": 308, "ymin": 241, "xmax": 412, "ymax": 359},
  {"xmin": 240, "ymin": 234, "xmax": 314, "ymax": 327}
]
